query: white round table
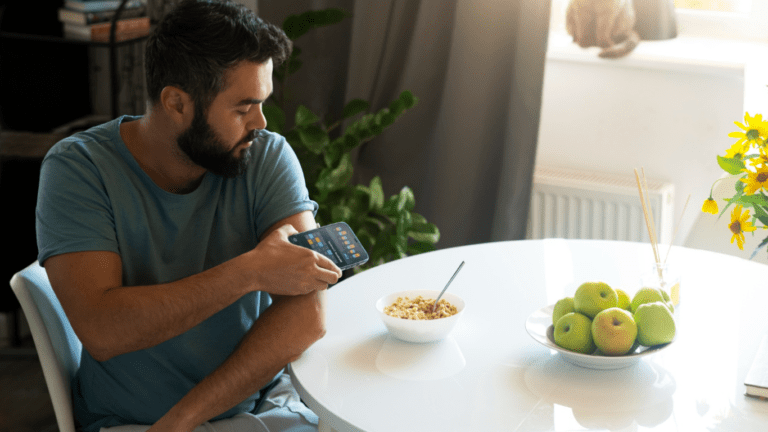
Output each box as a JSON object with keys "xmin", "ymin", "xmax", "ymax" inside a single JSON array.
[{"xmin": 289, "ymin": 239, "xmax": 768, "ymax": 431}]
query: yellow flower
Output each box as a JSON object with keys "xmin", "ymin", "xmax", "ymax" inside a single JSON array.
[
  {"xmin": 729, "ymin": 204, "xmax": 757, "ymax": 250},
  {"xmin": 748, "ymin": 146, "xmax": 768, "ymax": 170},
  {"xmin": 729, "ymin": 112, "xmax": 768, "ymax": 151},
  {"xmin": 741, "ymin": 166, "xmax": 768, "ymax": 195},
  {"xmin": 701, "ymin": 197, "xmax": 719, "ymax": 214},
  {"xmin": 725, "ymin": 142, "xmax": 747, "ymax": 159}
]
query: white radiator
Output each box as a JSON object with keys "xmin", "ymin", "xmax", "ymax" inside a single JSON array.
[{"xmin": 526, "ymin": 166, "xmax": 675, "ymax": 245}]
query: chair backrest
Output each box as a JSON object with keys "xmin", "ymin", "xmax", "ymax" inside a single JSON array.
[{"xmin": 10, "ymin": 261, "xmax": 81, "ymax": 432}]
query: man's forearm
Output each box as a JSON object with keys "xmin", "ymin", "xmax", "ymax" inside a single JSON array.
[
  {"xmin": 84, "ymin": 252, "xmax": 258, "ymax": 361},
  {"xmin": 149, "ymin": 290, "xmax": 327, "ymax": 431}
]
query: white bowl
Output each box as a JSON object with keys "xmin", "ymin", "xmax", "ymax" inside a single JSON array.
[
  {"xmin": 526, "ymin": 304, "xmax": 673, "ymax": 370},
  {"xmin": 375, "ymin": 289, "xmax": 465, "ymax": 343}
]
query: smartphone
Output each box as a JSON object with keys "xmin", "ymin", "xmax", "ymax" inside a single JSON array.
[{"xmin": 288, "ymin": 222, "xmax": 369, "ymax": 271}]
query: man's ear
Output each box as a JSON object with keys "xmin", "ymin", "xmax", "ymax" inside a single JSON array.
[{"xmin": 159, "ymin": 86, "xmax": 194, "ymax": 126}]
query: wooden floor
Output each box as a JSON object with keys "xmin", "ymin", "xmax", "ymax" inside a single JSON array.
[{"xmin": 0, "ymin": 339, "xmax": 59, "ymax": 432}]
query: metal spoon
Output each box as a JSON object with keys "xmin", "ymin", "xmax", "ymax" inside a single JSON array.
[{"xmin": 431, "ymin": 261, "xmax": 465, "ymax": 313}]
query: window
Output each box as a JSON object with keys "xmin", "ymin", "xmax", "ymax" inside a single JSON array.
[
  {"xmin": 549, "ymin": 0, "xmax": 768, "ymax": 42},
  {"xmin": 674, "ymin": 0, "xmax": 750, "ymax": 14},
  {"xmin": 674, "ymin": 0, "xmax": 768, "ymax": 41}
]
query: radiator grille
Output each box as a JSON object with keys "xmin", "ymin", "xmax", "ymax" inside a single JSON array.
[{"xmin": 526, "ymin": 166, "xmax": 675, "ymax": 244}]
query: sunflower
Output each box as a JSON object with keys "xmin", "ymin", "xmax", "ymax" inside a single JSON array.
[
  {"xmin": 725, "ymin": 142, "xmax": 747, "ymax": 159},
  {"xmin": 729, "ymin": 112, "xmax": 768, "ymax": 151},
  {"xmin": 729, "ymin": 204, "xmax": 757, "ymax": 250},
  {"xmin": 748, "ymin": 146, "xmax": 768, "ymax": 170},
  {"xmin": 741, "ymin": 166, "xmax": 768, "ymax": 195},
  {"xmin": 701, "ymin": 197, "xmax": 719, "ymax": 214}
]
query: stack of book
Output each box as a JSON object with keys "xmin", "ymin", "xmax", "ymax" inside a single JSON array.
[{"xmin": 59, "ymin": 0, "xmax": 150, "ymax": 42}]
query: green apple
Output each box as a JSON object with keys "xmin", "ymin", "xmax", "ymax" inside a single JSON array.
[
  {"xmin": 552, "ymin": 297, "xmax": 575, "ymax": 326},
  {"xmin": 630, "ymin": 286, "xmax": 665, "ymax": 314},
  {"xmin": 554, "ymin": 312, "xmax": 596, "ymax": 354},
  {"xmin": 616, "ymin": 289, "xmax": 631, "ymax": 311},
  {"xmin": 591, "ymin": 307, "xmax": 637, "ymax": 356},
  {"xmin": 658, "ymin": 289, "xmax": 675, "ymax": 313},
  {"xmin": 634, "ymin": 301, "xmax": 676, "ymax": 346},
  {"xmin": 574, "ymin": 281, "xmax": 618, "ymax": 318},
  {"xmin": 660, "ymin": 289, "xmax": 671, "ymax": 302}
]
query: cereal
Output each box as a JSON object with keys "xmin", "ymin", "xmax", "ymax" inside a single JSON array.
[{"xmin": 383, "ymin": 295, "xmax": 458, "ymax": 320}]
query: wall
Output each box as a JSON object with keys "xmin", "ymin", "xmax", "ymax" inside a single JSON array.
[{"xmin": 536, "ymin": 32, "xmax": 768, "ymax": 265}]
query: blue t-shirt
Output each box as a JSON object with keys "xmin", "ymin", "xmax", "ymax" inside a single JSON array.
[{"xmin": 36, "ymin": 115, "xmax": 318, "ymax": 431}]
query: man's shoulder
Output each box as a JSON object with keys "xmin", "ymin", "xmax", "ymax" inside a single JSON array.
[
  {"xmin": 45, "ymin": 116, "xmax": 135, "ymax": 163},
  {"xmin": 253, "ymin": 129, "xmax": 289, "ymax": 152}
]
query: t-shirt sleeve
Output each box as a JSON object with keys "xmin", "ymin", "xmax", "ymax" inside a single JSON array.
[
  {"xmin": 36, "ymin": 142, "xmax": 119, "ymax": 265},
  {"xmin": 251, "ymin": 133, "xmax": 319, "ymax": 239}
]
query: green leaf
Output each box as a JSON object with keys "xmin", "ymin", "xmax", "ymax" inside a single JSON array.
[
  {"xmin": 331, "ymin": 204, "xmax": 353, "ymax": 223},
  {"xmin": 355, "ymin": 228, "xmax": 376, "ymax": 252},
  {"xmin": 396, "ymin": 211, "xmax": 412, "ymax": 238},
  {"xmin": 296, "ymin": 105, "xmax": 320, "ymax": 127},
  {"xmin": 382, "ymin": 196, "xmax": 399, "ymax": 217},
  {"xmin": 399, "ymin": 90, "xmax": 417, "ymax": 108},
  {"xmin": 282, "ymin": 9, "xmax": 348, "ymax": 40},
  {"xmin": 369, "ymin": 176, "xmax": 384, "ymax": 211},
  {"xmin": 342, "ymin": 133, "xmax": 360, "ymax": 151},
  {"xmin": 282, "ymin": 14, "xmax": 310, "ymax": 40},
  {"xmin": 369, "ymin": 123, "xmax": 383, "ymax": 137},
  {"xmin": 324, "ymin": 139, "xmax": 344, "ymax": 167},
  {"xmin": 738, "ymin": 194, "xmax": 768, "ymax": 207},
  {"xmin": 297, "ymin": 125, "xmax": 329, "ymax": 154},
  {"xmin": 350, "ymin": 185, "xmax": 371, "ymax": 214},
  {"xmin": 317, "ymin": 8, "xmax": 348, "ymax": 26},
  {"xmin": 284, "ymin": 129, "xmax": 301, "ymax": 148},
  {"xmin": 389, "ymin": 99, "xmax": 405, "ymax": 117},
  {"xmin": 396, "ymin": 187, "xmax": 416, "ymax": 212},
  {"xmin": 315, "ymin": 153, "xmax": 354, "ymax": 195},
  {"xmin": 262, "ymin": 104, "xmax": 285, "ymax": 135},
  {"xmin": 717, "ymin": 155, "xmax": 746, "ymax": 175},
  {"xmin": 376, "ymin": 109, "xmax": 395, "ymax": 128},
  {"xmin": 342, "ymin": 99, "xmax": 369, "ymax": 119},
  {"xmin": 408, "ymin": 222, "xmax": 440, "ymax": 244},
  {"xmin": 390, "ymin": 235, "xmax": 407, "ymax": 259},
  {"xmin": 736, "ymin": 176, "xmax": 746, "ymax": 193},
  {"xmin": 364, "ymin": 216, "xmax": 386, "ymax": 231},
  {"xmin": 407, "ymin": 241, "xmax": 437, "ymax": 255},
  {"xmin": 718, "ymin": 189, "xmax": 745, "ymax": 220},
  {"xmin": 356, "ymin": 127, "xmax": 373, "ymax": 141},
  {"xmin": 752, "ymin": 202, "xmax": 768, "ymax": 227},
  {"xmin": 410, "ymin": 212, "xmax": 427, "ymax": 225}
]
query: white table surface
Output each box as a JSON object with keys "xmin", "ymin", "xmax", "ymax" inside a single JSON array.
[{"xmin": 288, "ymin": 239, "xmax": 768, "ymax": 431}]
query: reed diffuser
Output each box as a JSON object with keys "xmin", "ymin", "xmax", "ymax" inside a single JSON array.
[{"xmin": 634, "ymin": 168, "xmax": 688, "ymax": 306}]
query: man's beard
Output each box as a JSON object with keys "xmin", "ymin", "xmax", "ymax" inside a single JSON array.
[{"xmin": 177, "ymin": 107, "xmax": 254, "ymax": 178}]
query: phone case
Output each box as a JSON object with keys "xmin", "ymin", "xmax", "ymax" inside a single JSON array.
[{"xmin": 288, "ymin": 222, "xmax": 369, "ymax": 271}]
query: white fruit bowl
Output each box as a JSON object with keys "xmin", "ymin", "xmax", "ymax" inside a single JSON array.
[
  {"xmin": 526, "ymin": 304, "xmax": 673, "ymax": 370},
  {"xmin": 376, "ymin": 289, "xmax": 465, "ymax": 343}
]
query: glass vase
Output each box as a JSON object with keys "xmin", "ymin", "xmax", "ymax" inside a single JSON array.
[{"xmin": 641, "ymin": 262, "xmax": 681, "ymax": 307}]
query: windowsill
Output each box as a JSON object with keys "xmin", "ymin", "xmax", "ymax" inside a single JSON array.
[{"xmin": 546, "ymin": 31, "xmax": 768, "ymax": 114}]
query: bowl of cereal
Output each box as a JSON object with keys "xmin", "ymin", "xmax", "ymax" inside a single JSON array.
[{"xmin": 375, "ymin": 289, "xmax": 465, "ymax": 343}]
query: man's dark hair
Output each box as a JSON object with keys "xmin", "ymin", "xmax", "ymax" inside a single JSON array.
[{"xmin": 145, "ymin": 0, "xmax": 291, "ymax": 111}]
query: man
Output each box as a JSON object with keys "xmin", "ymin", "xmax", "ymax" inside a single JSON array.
[{"xmin": 35, "ymin": 1, "xmax": 341, "ymax": 431}]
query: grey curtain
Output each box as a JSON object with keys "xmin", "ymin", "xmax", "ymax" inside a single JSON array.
[
  {"xmin": 260, "ymin": 0, "xmax": 551, "ymax": 249},
  {"xmin": 347, "ymin": 0, "xmax": 552, "ymax": 248}
]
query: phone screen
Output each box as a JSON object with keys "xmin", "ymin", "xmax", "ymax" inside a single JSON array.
[{"xmin": 288, "ymin": 222, "xmax": 369, "ymax": 271}]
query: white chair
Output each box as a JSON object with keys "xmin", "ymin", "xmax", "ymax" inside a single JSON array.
[{"xmin": 10, "ymin": 261, "xmax": 81, "ymax": 432}]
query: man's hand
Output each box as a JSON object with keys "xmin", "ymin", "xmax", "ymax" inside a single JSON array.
[{"xmin": 250, "ymin": 224, "xmax": 341, "ymax": 295}]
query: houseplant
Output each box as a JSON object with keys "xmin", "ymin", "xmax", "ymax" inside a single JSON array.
[
  {"xmin": 702, "ymin": 112, "xmax": 768, "ymax": 258},
  {"xmin": 263, "ymin": 8, "xmax": 440, "ymax": 271}
]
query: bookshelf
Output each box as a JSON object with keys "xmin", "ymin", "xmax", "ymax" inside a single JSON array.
[
  {"xmin": 0, "ymin": 0, "xmax": 150, "ymax": 120},
  {"xmin": 0, "ymin": 0, "xmax": 147, "ymax": 347}
]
